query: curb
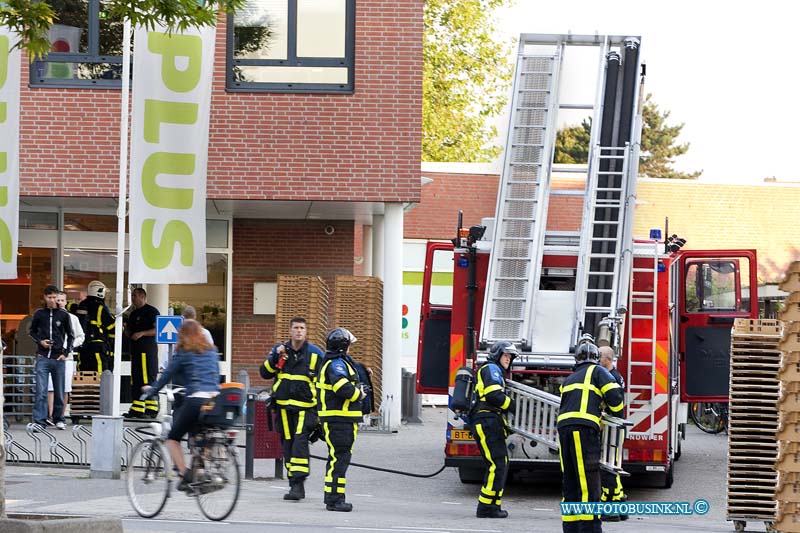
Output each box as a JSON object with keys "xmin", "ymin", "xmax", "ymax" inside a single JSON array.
[{"xmin": 1, "ymin": 514, "xmax": 123, "ymax": 533}]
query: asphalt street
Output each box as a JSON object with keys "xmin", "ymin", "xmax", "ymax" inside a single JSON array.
[{"xmin": 5, "ymin": 407, "xmax": 742, "ymax": 532}]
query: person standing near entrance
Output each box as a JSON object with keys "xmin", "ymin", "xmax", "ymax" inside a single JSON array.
[
  {"xmin": 48, "ymin": 291, "xmax": 85, "ymax": 420},
  {"xmin": 260, "ymin": 317, "xmax": 324, "ymax": 501},
  {"xmin": 75, "ymin": 280, "xmax": 115, "ymax": 373},
  {"xmin": 124, "ymin": 288, "xmax": 160, "ymax": 418},
  {"xmin": 317, "ymin": 328, "xmax": 365, "ymax": 512},
  {"xmin": 30, "ymin": 285, "xmax": 73, "ymax": 429}
]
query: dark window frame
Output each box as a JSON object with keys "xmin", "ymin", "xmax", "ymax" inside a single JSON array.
[
  {"xmin": 29, "ymin": 0, "xmax": 126, "ymax": 89},
  {"xmin": 226, "ymin": 0, "xmax": 356, "ymax": 94}
]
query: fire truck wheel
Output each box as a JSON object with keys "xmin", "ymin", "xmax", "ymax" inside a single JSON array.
[
  {"xmin": 663, "ymin": 463, "xmax": 674, "ymax": 488},
  {"xmin": 674, "ymin": 435, "xmax": 682, "ymax": 461},
  {"xmin": 458, "ymin": 466, "xmax": 484, "ymax": 484}
]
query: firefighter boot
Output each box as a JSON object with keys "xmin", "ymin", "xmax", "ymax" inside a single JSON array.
[
  {"xmin": 326, "ymin": 500, "xmax": 353, "ymax": 512},
  {"xmin": 284, "ymin": 478, "xmax": 305, "ymax": 501},
  {"xmin": 476, "ymin": 503, "xmax": 508, "ymax": 518}
]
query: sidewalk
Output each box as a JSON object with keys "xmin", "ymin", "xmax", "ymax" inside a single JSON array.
[{"xmin": 4, "ymin": 407, "xmax": 738, "ymax": 532}]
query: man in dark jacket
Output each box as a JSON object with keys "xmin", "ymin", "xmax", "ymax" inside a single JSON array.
[
  {"xmin": 558, "ymin": 342, "xmax": 625, "ymax": 532},
  {"xmin": 30, "ymin": 285, "xmax": 73, "ymax": 428},
  {"xmin": 598, "ymin": 346, "xmax": 627, "ymax": 521},
  {"xmin": 75, "ymin": 280, "xmax": 115, "ymax": 373},
  {"xmin": 316, "ymin": 328, "xmax": 365, "ymax": 512},
  {"xmin": 471, "ymin": 341, "xmax": 517, "ymax": 519},
  {"xmin": 260, "ymin": 317, "xmax": 324, "ymax": 501},
  {"xmin": 124, "ymin": 288, "xmax": 161, "ymax": 418}
]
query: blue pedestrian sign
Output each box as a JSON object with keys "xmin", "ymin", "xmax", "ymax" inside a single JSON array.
[{"xmin": 156, "ymin": 316, "xmax": 184, "ymax": 344}]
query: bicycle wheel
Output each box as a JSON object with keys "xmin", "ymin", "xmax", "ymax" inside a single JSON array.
[
  {"xmin": 689, "ymin": 402, "xmax": 725, "ymax": 434},
  {"xmin": 196, "ymin": 442, "xmax": 241, "ymax": 521},
  {"xmin": 126, "ymin": 439, "xmax": 171, "ymax": 518}
]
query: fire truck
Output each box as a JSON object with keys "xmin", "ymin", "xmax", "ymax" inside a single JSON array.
[{"xmin": 415, "ymin": 33, "xmax": 758, "ymax": 487}]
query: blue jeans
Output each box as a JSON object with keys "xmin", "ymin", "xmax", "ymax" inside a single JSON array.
[{"xmin": 34, "ymin": 357, "xmax": 65, "ymax": 423}]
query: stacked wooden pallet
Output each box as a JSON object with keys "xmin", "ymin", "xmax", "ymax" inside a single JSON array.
[
  {"xmin": 726, "ymin": 318, "xmax": 781, "ymax": 531},
  {"xmin": 775, "ymin": 261, "xmax": 800, "ymax": 533},
  {"xmin": 70, "ymin": 371, "xmax": 101, "ymax": 417},
  {"xmin": 334, "ymin": 275, "xmax": 383, "ymax": 412},
  {"xmin": 275, "ymin": 275, "xmax": 329, "ymax": 350}
]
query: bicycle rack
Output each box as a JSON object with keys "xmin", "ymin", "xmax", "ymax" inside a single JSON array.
[
  {"xmin": 72, "ymin": 424, "xmax": 92, "ymax": 465},
  {"xmin": 122, "ymin": 426, "xmax": 147, "ymax": 467},
  {"xmin": 25, "ymin": 423, "xmax": 80, "ymax": 464},
  {"xmin": 5, "ymin": 426, "xmax": 34, "ymax": 462}
]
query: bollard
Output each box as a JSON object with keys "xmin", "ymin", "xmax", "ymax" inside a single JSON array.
[
  {"xmin": 99, "ymin": 370, "xmax": 114, "ymax": 416},
  {"xmin": 401, "ymin": 370, "xmax": 423, "ymax": 424},
  {"xmin": 244, "ymin": 392, "xmax": 255, "ymax": 480},
  {"xmin": 90, "ymin": 415, "xmax": 123, "ymax": 479}
]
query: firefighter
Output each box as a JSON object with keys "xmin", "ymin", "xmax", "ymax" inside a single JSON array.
[
  {"xmin": 598, "ymin": 346, "xmax": 627, "ymax": 521},
  {"xmin": 260, "ymin": 317, "xmax": 324, "ymax": 501},
  {"xmin": 317, "ymin": 328, "xmax": 365, "ymax": 512},
  {"xmin": 471, "ymin": 340, "xmax": 517, "ymax": 519},
  {"xmin": 558, "ymin": 342, "xmax": 624, "ymax": 532},
  {"xmin": 75, "ymin": 280, "xmax": 115, "ymax": 373},
  {"xmin": 124, "ymin": 288, "xmax": 160, "ymax": 418}
]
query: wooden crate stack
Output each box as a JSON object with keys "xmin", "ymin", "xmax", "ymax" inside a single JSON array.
[
  {"xmin": 70, "ymin": 371, "xmax": 101, "ymax": 418},
  {"xmin": 334, "ymin": 276, "xmax": 383, "ymax": 412},
  {"xmin": 726, "ymin": 318, "xmax": 782, "ymax": 529},
  {"xmin": 275, "ymin": 275, "xmax": 329, "ymax": 351},
  {"xmin": 775, "ymin": 261, "xmax": 800, "ymax": 533}
]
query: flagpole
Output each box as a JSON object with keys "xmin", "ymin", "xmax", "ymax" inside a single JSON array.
[{"xmin": 112, "ymin": 20, "xmax": 132, "ymax": 418}]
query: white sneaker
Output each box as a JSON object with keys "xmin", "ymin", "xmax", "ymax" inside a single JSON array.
[{"xmin": 56, "ymin": 421, "xmax": 66, "ymax": 430}]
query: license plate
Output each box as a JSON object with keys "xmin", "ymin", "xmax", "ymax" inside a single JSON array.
[{"xmin": 451, "ymin": 429, "xmax": 474, "ymax": 441}]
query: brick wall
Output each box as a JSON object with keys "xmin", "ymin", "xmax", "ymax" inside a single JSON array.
[
  {"xmin": 231, "ymin": 219, "xmax": 355, "ymax": 385},
  {"xmin": 18, "ymin": 0, "xmax": 423, "ymax": 203}
]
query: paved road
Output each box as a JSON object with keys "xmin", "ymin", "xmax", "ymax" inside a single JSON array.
[{"xmin": 5, "ymin": 407, "xmax": 745, "ymax": 532}]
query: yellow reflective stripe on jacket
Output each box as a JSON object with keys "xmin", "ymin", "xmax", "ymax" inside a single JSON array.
[
  {"xmin": 275, "ymin": 398, "xmax": 316, "ymax": 408},
  {"xmin": 500, "ymin": 396, "xmax": 511, "ymax": 410},
  {"xmin": 579, "ymin": 365, "xmax": 596, "ymax": 415},
  {"xmin": 318, "ymin": 409, "xmax": 362, "ymax": 418},
  {"xmin": 483, "ymin": 383, "xmax": 503, "ymax": 395},
  {"xmin": 264, "ymin": 359, "xmax": 277, "ymax": 374},
  {"xmin": 332, "ymin": 377, "xmax": 349, "ymax": 392},
  {"xmin": 278, "ymin": 374, "xmax": 312, "ymax": 382},
  {"xmin": 556, "ymin": 411, "xmax": 601, "ymax": 425},
  {"xmin": 600, "ymin": 381, "xmax": 620, "ymax": 394}
]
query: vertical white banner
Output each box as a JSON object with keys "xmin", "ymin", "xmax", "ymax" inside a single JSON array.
[
  {"xmin": 129, "ymin": 24, "xmax": 214, "ymax": 283},
  {"xmin": 0, "ymin": 30, "xmax": 20, "ymax": 279}
]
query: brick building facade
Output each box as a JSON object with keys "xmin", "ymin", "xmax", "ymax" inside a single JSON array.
[{"xmin": 4, "ymin": 1, "xmax": 423, "ymax": 392}]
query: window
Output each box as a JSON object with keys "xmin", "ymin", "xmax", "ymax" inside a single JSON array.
[
  {"xmin": 227, "ymin": 0, "xmax": 355, "ymax": 93},
  {"xmin": 30, "ymin": 0, "xmax": 125, "ymax": 87},
  {"xmin": 684, "ymin": 258, "xmax": 750, "ymax": 313}
]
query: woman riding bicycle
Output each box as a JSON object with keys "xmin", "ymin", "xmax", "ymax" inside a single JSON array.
[{"xmin": 142, "ymin": 319, "xmax": 220, "ymax": 491}]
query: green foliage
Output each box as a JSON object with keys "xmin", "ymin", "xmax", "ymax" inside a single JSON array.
[
  {"xmin": 553, "ymin": 93, "xmax": 702, "ymax": 179},
  {"xmin": 0, "ymin": 0, "xmax": 245, "ymax": 61},
  {"xmin": 423, "ymin": 0, "xmax": 513, "ymax": 162},
  {"xmin": 639, "ymin": 93, "xmax": 702, "ymax": 179},
  {"xmin": 554, "ymin": 118, "xmax": 591, "ymax": 164}
]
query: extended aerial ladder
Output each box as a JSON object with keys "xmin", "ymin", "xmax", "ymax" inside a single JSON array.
[{"xmin": 480, "ymin": 34, "xmax": 645, "ymax": 465}]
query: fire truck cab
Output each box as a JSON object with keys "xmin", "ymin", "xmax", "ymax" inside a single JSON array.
[{"xmin": 415, "ymin": 33, "xmax": 758, "ymax": 487}]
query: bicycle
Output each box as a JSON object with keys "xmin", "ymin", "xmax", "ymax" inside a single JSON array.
[
  {"xmin": 125, "ymin": 384, "xmax": 244, "ymax": 521},
  {"xmin": 689, "ymin": 401, "xmax": 728, "ymax": 434}
]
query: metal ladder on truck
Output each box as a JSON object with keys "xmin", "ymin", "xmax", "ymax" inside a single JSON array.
[
  {"xmin": 480, "ymin": 35, "xmax": 564, "ymax": 348},
  {"xmin": 506, "ymin": 380, "xmax": 631, "ymax": 474}
]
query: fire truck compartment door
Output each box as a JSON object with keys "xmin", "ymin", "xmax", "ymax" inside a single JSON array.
[
  {"xmin": 683, "ymin": 326, "xmax": 731, "ymax": 398},
  {"xmin": 532, "ymin": 290, "xmax": 575, "ymax": 353}
]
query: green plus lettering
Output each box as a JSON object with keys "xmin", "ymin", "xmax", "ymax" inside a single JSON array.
[
  {"xmin": 142, "ymin": 152, "xmax": 195, "ymax": 209},
  {"xmin": 143, "ymin": 99, "xmax": 198, "ymax": 143},
  {"xmin": 0, "ymin": 35, "xmax": 8, "ymax": 88},
  {"xmin": 147, "ymin": 33, "xmax": 202, "ymax": 93},
  {"xmin": 141, "ymin": 219, "xmax": 194, "ymax": 269}
]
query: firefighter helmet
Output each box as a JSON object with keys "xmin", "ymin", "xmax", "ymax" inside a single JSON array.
[
  {"xmin": 575, "ymin": 342, "xmax": 600, "ymax": 363},
  {"xmin": 488, "ymin": 341, "xmax": 518, "ymax": 365},
  {"xmin": 326, "ymin": 328, "xmax": 351, "ymax": 354},
  {"xmin": 88, "ymin": 280, "xmax": 106, "ymax": 299}
]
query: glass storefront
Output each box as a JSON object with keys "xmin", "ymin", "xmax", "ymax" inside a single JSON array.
[{"xmin": 0, "ymin": 212, "xmax": 232, "ymax": 378}]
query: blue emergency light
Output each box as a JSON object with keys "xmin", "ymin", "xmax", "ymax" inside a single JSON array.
[{"xmin": 649, "ymin": 229, "xmax": 662, "ymax": 240}]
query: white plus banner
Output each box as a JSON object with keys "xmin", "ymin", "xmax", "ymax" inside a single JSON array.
[
  {"xmin": 129, "ymin": 24, "xmax": 215, "ymax": 283},
  {"xmin": 0, "ymin": 30, "xmax": 21, "ymax": 279}
]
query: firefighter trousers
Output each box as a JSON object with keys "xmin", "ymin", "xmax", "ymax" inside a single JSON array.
[
  {"xmin": 77, "ymin": 342, "xmax": 111, "ymax": 374},
  {"xmin": 472, "ymin": 414, "xmax": 508, "ymax": 510},
  {"xmin": 129, "ymin": 343, "xmax": 159, "ymax": 416},
  {"xmin": 277, "ymin": 408, "xmax": 316, "ymax": 481},
  {"xmin": 322, "ymin": 421, "xmax": 358, "ymax": 504},
  {"xmin": 559, "ymin": 425, "xmax": 602, "ymax": 533},
  {"xmin": 600, "ymin": 470, "xmax": 625, "ymax": 503}
]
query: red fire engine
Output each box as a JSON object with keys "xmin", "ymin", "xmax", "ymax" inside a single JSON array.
[{"xmin": 415, "ymin": 33, "xmax": 758, "ymax": 487}]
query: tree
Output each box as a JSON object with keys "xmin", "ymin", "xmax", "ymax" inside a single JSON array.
[
  {"xmin": 639, "ymin": 93, "xmax": 702, "ymax": 179},
  {"xmin": 0, "ymin": 0, "xmax": 245, "ymax": 519},
  {"xmin": 553, "ymin": 93, "xmax": 702, "ymax": 179},
  {"xmin": 423, "ymin": 0, "xmax": 513, "ymax": 162}
]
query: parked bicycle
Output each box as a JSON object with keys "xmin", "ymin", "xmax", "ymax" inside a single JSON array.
[
  {"xmin": 689, "ymin": 401, "xmax": 728, "ymax": 434},
  {"xmin": 125, "ymin": 384, "xmax": 244, "ymax": 521}
]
